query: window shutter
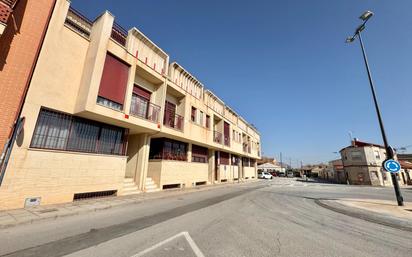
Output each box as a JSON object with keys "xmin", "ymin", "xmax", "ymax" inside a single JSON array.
[{"xmin": 98, "ymin": 53, "xmax": 130, "ymax": 105}]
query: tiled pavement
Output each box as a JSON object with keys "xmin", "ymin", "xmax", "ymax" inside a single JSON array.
[{"xmin": 0, "ymin": 180, "xmax": 258, "ymax": 229}]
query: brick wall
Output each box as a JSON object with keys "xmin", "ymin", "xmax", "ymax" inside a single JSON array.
[{"xmin": 0, "ymin": 0, "xmax": 55, "ymax": 153}]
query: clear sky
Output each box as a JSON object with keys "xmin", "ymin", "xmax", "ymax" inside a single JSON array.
[{"xmin": 72, "ymin": 0, "xmax": 412, "ymax": 166}]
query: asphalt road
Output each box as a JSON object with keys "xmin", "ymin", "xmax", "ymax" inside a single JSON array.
[{"xmin": 1, "ymin": 178, "xmax": 412, "ymax": 257}]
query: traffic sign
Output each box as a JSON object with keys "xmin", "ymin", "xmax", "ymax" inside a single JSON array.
[{"xmin": 383, "ymin": 159, "xmax": 401, "ymax": 173}]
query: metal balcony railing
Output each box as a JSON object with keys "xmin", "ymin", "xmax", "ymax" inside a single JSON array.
[
  {"xmin": 224, "ymin": 135, "xmax": 230, "ymax": 147},
  {"xmin": 65, "ymin": 7, "xmax": 92, "ymax": 38},
  {"xmin": 213, "ymin": 131, "xmax": 222, "ymax": 144},
  {"xmin": 111, "ymin": 22, "xmax": 127, "ymax": 47},
  {"xmin": 163, "ymin": 113, "xmax": 184, "ymax": 131},
  {"xmin": 130, "ymin": 100, "xmax": 160, "ymax": 123}
]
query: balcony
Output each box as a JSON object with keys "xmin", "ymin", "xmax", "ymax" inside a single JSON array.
[
  {"xmin": 243, "ymin": 144, "xmax": 251, "ymax": 153},
  {"xmin": 130, "ymin": 99, "xmax": 160, "ymax": 123},
  {"xmin": 213, "ymin": 131, "xmax": 222, "ymax": 144},
  {"xmin": 224, "ymin": 135, "xmax": 230, "ymax": 147},
  {"xmin": 111, "ymin": 22, "xmax": 127, "ymax": 47},
  {"xmin": 163, "ymin": 113, "xmax": 184, "ymax": 131},
  {"xmin": 65, "ymin": 7, "xmax": 92, "ymax": 38}
]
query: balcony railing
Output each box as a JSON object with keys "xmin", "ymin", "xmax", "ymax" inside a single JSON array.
[
  {"xmin": 130, "ymin": 100, "xmax": 160, "ymax": 123},
  {"xmin": 163, "ymin": 113, "xmax": 184, "ymax": 131},
  {"xmin": 213, "ymin": 131, "xmax": 222, "ymax": 144},
  {"xmin": 243, "ymin": 144, "xmax": 251, "ymax": 153},
  {"xmin": 65, "ymin": 7, "xmax": 92, "ymax": 38},
  {"xmin": 111, "ymin": 22, "xmax": 127, "ymax": 47},
  {"xmin": 224, "ymin": 135, "xmax": 230, "ymax": 147}
]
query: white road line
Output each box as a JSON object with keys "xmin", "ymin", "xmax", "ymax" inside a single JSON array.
[{"xmin": 131, "ymin": 231, "xmax": 205, "ymax": 257}]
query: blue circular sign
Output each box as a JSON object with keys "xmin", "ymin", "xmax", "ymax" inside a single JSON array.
[{"xmin": 383, "ymin": 159, "xmax": 401, "ymax": 173}]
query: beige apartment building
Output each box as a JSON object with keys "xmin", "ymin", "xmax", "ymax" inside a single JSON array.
[
  {"xmin": 0, "ymin": 0, "xmax": 261, "ymax": 210},
  {"xmin": 340, "ymin": 139, "xmax": 409, "ymax": 186}
]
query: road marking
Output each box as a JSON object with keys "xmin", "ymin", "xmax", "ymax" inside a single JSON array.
[{"xmin": 131, "ymin": 231, "xmax": 205, "ymax": 257}]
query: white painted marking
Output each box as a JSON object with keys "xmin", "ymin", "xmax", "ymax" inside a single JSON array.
[{"xmin": 131, "ymin": 231, "xmax": 205, "ymax": 257}]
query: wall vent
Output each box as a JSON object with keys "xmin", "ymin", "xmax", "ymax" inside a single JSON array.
[{"xmin": 73, "ymin": 190, "xmax": 117, "ymax": 201}]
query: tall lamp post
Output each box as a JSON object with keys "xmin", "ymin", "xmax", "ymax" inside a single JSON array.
[{"xmin": 346, "ymin": 11, "xmax": 404, "ymax": 206}]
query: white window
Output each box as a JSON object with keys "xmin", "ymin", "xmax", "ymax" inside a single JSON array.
[
  {"xmin": 199, "ymin": 111, "xmax": 204, "ymax": 126},
  {"xmin": 351, "ymin": 151, "xmax": 362, "ymax": 160},
  {"xmin": 374, "ymin": 150, "xmax": 381, "ymax": 159}
]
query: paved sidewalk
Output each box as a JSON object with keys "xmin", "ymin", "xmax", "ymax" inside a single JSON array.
[
  {"xmin": 336, "ymin": 198, "xmax": 412, "ymax": 220},
  {"xmin": 0, "ymin": 180, "xmax": 258, "ymax": 229},
  {"xmin": 317, "ymin": 198, "xmax": 412, "ymax": 232}
]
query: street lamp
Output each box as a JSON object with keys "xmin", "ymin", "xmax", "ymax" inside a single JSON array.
[{"xmin": 346, "ymin": 11, "xmax": 404, "ymax": 206}]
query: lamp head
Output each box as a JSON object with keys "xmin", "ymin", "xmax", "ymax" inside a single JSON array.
[
  {"xmin": 359, "ymin": 10, "xmax": 373, "ymax": 21},
  {"xmin": 345, "ymin": 36, "xmax": 355, "ymax": 43}
]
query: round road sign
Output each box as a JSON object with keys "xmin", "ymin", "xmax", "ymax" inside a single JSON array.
[{"xmin": 383, "ymin": 159, "xmax": 401, "ymax": 173}]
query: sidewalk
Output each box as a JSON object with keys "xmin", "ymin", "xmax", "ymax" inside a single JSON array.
[
  {"xmin": 317, "ymin": 198, "xmax": 412, "ymax": 232},
  {"xmin": 0, "ymin": 180, "xmax": 257, "ymax": 229}
]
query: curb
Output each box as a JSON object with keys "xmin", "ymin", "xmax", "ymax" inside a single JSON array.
[
  {"xmin": 315, "ymin": 199, "xmax": 412, "ymax": 232},
  {"xmin": 0, "ymin": 180, "xmax": 259, "ymax": 229}
]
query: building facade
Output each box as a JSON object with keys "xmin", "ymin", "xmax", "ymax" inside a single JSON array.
[
  {"xmin": 0, "ymin": 0, "xmax": 261, "ymax": 210},
  {"xmin": 340, "ymin": 139, "xmax": 408, "ymax": 186},
  {"xmin": 0, "ymin": 0, "xmax": 56, "ymax": 163}
]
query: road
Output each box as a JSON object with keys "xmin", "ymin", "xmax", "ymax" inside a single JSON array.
[{"xmin": 1, "ymin": 178, "xmax": 411, "ymax": 257}]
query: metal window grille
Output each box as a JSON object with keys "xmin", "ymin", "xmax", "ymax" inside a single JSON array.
[{"xmin": 30, "ymin": 108, "xmax": 127, "ymax": 155}]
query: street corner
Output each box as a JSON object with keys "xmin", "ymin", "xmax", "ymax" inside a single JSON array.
[
  {"xmin": 315, "ymin": 198, "xmax": 412, "ymax": 232},
  {"xmin": 335, "ymin": 198, "xmax": 412, "ymax": 221}
]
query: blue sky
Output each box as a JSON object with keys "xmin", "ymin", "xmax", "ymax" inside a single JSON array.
[{"xmin": 72, "ymin": 0, "xmax": 412, "ymax": 165}]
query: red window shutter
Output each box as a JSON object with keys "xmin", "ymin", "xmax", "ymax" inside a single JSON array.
[
  {"xmin": 98, "ymin": 53, "xmax": 130, "ymax": 105},
  {"xmin": 224, "ymin": 122, "xmax": 230, "ymax": 137},
  {"xmin": 133, "ymin": 85, "xmax": 151, "ymax": 100}
]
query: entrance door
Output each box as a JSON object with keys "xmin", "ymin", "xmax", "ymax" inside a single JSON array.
[{"xmin": 164, "ymin": 101, "xmax": 176, "ymax": 128}]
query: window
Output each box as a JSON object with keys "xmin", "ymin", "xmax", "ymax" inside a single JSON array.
[
  {"xmin": 206, "ymin": 115, "xmax": 210, "ymax": 129},
  {"xmin": 31, "ymin": 108, "xmax": 127, "ymax": 155},
  {"xmin": 191, "ymin": 107, "xmax": 197, "ymax": 122},
  {"xmin": 97, "ymin": 53, "xmax": 130, "ymax": 110},
  {"xmin": 242, "ymin": 157, "xmax": 250, "ymax": 167},
  {"xmin": 351, "ymin": 151, "xmax": 362, "ymax": 160},
  {"xmin": 232, "ymin": 155, "xmax": 240, "ymax": 165},
  {"xmin": 149, "ymin": 138, "xmax": 187, "ymax": 161},
  {"xmin": 199, "ymin": 111, "xmax": 204, "ymax": 126},
  {"xmin": 192, "ymin": 144, "xmax": 208, "ymax": 163},
  {"xmin": 374, "ymin": 150, "xmax": 381, "ymax": 160},
  {"xmin": 220, "ymin": 152, "xmax": 230, "ymax": 165},
  {"xmin": 130, "ymin": 85, "xmax": 151, "ymax": 118}
]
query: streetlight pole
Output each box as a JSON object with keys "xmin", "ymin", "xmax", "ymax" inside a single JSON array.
[{"xmin": 346, "ymin": 11, "xmax": 404, "ymax": 206}]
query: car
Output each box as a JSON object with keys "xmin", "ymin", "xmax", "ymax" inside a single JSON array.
[{"xmin": 258, "ymin": 171, "xmax": 273, "ymax": 179}]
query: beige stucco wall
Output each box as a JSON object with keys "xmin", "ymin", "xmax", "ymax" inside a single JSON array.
[
  {"xmin": 0, "ymin": 149, "xmax": 125, "ymax": 210},
  {"xmin": 148, "ymin": 160, "xmax": 209, "ymax": 188},
  {"xmin": 244, "ymin": 167, "xmax": 256, "ymax": 179}
]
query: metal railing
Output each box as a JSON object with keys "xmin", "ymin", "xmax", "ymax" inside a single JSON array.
[
  {"xmin": 130, "ymin": 100, "xmax": 160, "ymax": 123},
  {"xmin": 213, "ymin": 131, "xmax": 222, "ymax": 144},
  {"xmin": 224, "ymin": 135, "xmax": 230, "ymax": 147},
  {"xmin": 65, "ymin": 7, "xmax": 92, "ymax": 38},
  {"xmin": 164, "ymin": 113, "xmax": 184, "ymax": 131},
  {"xmin": 111, "ymin": 22, "xmax": 127, "ymax": 47}
]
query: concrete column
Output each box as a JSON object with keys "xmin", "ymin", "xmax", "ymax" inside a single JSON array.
[
  {"xmin": 125, "ymin": 133, "xmax": 151, "ymax": 190},
  {"xmin": 238, "ymin": 158, "xmax": 243, "ymax": 182},
  {"xmin": 75, "ymin": 11, "xmax": 114, "ymax": 113},
  {"xmin": 188, "ymin": 143, "xmax": 192, "ymax": 162},
  {"xmin": 208, "ymin": 149, "xmax": 215, "ymax": 184}
]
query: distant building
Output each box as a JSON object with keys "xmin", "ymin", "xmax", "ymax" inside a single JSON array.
[
  {"xmin": 301, "ymin": 164, "xmax": 327, "ymax": 178},
  {"xmin": 319, "ymin": 159, "xmax": 346, "ymax": 184},
  {"xmin": 257, "ymin": 162, "xmax": 285, "ymax": 173},
  {"xmin": 340, "ymin": 139, "xmax": 409, "ymax": 186},
  {"xmin": 398, "ymin": 154, "xmax": 412, "ymax": 185}
]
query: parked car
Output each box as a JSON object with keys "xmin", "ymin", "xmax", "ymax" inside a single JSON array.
[
  {"xmin": 258, "ymin": 171, "xmax": 273, "ymax": 179},
  {"xmin": 269, "ymin": 171, "xmax": 277, "ymax": 177}
]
